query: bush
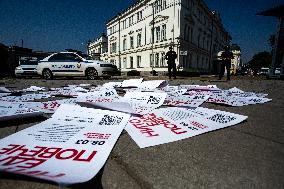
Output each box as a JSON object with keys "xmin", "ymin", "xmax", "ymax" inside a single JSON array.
[{"xmin": 127, "ymin": 70, "xmax": 140, "ymax": 76}]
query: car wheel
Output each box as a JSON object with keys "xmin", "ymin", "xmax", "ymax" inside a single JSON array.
[
  {"xmin": 86, "ymin": 68, "xmax": 98, "ymax": 80},
  {"xmin": 42, "ymin": 69, "xmax": 53, "ymax": 80}
]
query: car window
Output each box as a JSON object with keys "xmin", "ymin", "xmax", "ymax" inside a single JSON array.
[
  {"xmin": 49, "ymin": 53, "xmax": 66, "ymax": 61},
  {"xmin": 20, "ymin": 60, "xmax": 38, "ymax": 65},
  {"xmin": 64, "ymin": 53, "xmax": 82, "ymax": 61},
  {"xmin": 48, "ymin": 53, "xmax": 82, "ymax": 61}
]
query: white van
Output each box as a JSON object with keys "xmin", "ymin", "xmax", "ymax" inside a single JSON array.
[{"xmin": 15, "ymin": 57, "xmax": 39, "ymax": 78}]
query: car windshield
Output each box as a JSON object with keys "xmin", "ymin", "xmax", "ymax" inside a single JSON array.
[
  {"xmin": 20, "ymin": 60, "xmax": 38, "ymax": 65},
  {"xmin": 79, "ymin": 54, "xmax": 93, "ymax": 60}
]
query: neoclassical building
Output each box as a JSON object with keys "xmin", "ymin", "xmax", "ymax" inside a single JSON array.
[
  {"xmin": 99, "ymin": 0, "xmax": 231, "ymax": 73},
  {"xmin": 88, "ymin": 33, "xmax": 108, "ymax": 60}
]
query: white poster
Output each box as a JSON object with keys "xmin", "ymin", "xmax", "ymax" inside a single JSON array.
[
  {"xmin": 121, "ymin": 78, "xmax": 143, "ymax": 88},
  {"xmin": 138, "ymin": 80, "xmax": 168, "ymax": 90},
  {"xmin": 23, "ymin": 86, "xmax": 46, "ymax": 92},
  {"xmin": 0, "ymin": 104, "xmax": 130, "ymax": 184},
  {"xmin": 77, "ymin": 89, "xmax": 120, "ymax": 103},
  {"xmin": 121, "ymin": 91, "xmax": 167, "ymax": 114},
  {"xmin": 164, "ymin": 92, "xmax": 210, "ymax": 107},
  {"xmin": 0, "ymin": 87, "xmax": 11, "ymax": 93},
  {"xmin": 125, "ymin": 107, "xmax": 247, "ymax": 148},
  {"xmin": 19, "ymin": 99, "xmax": 79, "ymax": 113},
  {"xmin": 0, "ymin": 101, "xmax": 42, "ymax": 121}
]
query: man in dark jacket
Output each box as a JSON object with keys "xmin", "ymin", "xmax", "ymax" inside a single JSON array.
[
  {"xmin": 165, "ymin": 46, "xmax": 177, "ymax": 79},
  {"xmin": 219, "ymin": 45, "xmax": 234, "ymax": 81}
]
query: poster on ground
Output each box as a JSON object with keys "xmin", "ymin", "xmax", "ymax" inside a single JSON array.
[
  {"xmin": 0, "ymin": 104, "xmax": 130, "ymax": 184},
  {"xmin": 125, "ymin": 107, "xmax": 247, "ymax": 148}
]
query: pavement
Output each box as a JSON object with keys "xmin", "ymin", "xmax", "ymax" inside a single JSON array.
[{"xmin": 0, "ymin": 76, "xmax": 284, "ymax": 189}]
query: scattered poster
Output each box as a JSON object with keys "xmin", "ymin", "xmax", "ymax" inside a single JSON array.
[
  {"xmin": 0, "ymin": 104, "xmax": 130, "ymax": 184},
  {"xmin": 121, "ymin": 78, "xmax": 143, "ymax": 88},
  {"xmin": 125, "ymin": 107, "xmax": 247, "ymax": 148},
  {"xmin": 120, "ymin": 91, "xmax": 167, "ymax": 114}
]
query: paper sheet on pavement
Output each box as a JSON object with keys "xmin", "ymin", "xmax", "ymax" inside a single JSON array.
[
  {"xmin": 120, "ymin": 91, "xmax": 167, "ymax": 114},
  {"xmin": 125, "ymin": 107, "xmax": 247, "ymax": 148},
  {"xmin": 138, "ymin": 80, "xmax": 168, "ymax": 90},
  {"xmin": 121, "ymin": 78, "xmax": 143, "ymax": 88},
  {"xmin": 0, "ymin": 104, "xmax": 130, "ymax": 184},
  {"xmin": 0, "ymin": 101, "xmax": 42, "ymax": 121}
]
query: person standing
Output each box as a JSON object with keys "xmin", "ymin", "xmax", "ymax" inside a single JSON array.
[
  {"xmin": 219, "ymin": 45, "xmax": 234, "ymax": 81},
  {"xmin": 165, "ymin": 46, "xmax": 177, "ymax": 79}
]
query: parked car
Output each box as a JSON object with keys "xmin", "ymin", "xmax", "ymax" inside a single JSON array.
[
  {"xmin": 266, "ymin": 68, "xmax": 281, "ymax": 78},
  {"xmin": 258, "ymin": 67, "xmax": 269, "ymax": 75},
  {"xmin": 37, "ymin": 52, "xmax": 118, "ymax": 80},
  {"xmin": 15, "ymin": 57, "xmax": 39, "ymax": 78}
]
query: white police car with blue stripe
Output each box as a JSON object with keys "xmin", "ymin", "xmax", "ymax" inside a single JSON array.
[{"xmin": 37, "ymin": 52, "xmax": 118, "ymax": 80}]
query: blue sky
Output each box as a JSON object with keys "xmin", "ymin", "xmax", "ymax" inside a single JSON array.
[{"xmin": 0, "ymin": 0, "xmax": 283, "ymax": 62}]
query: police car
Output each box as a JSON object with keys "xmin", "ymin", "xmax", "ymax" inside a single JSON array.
[{"xmin": 37, "ymin": 52, "xmax": 118, "ymax": 80}]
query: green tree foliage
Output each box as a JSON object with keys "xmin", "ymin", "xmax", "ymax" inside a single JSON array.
[{"xmin": 248, "ymin": 51, "xmax": 272, "ymax": 69}]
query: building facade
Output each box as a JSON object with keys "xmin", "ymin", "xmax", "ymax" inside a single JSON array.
[
  {"xmin": 104, "ymin": 0, "xmax": 231, "ymax": 74},
  {"xmin": 87, "ymin": 33, "xmax": 108, "ymax": 60}
]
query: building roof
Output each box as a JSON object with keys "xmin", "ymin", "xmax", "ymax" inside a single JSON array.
[
  {"xmin": 257, "ymin": 4, "xmax": 284, "ymax": 17},
  {"xmin": 106, "ymin": 0, "xmax": 144, "ymax": 25}
]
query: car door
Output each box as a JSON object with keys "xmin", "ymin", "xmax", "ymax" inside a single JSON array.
[
  {"xmin": 61, "ymin": 53, "xmax": 83, "ymax": 76},
  {"xmin": 48, "ymin": 53, "xmax": 82, "ymax": 76},
  {"xmin": 48, "ymin": 53, "xmax": 67, "ymax": 76}
]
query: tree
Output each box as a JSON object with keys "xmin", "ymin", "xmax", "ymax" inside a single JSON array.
[{"xmin": 248, "ymin": 51, "xmax": 272, "ymax": 70}]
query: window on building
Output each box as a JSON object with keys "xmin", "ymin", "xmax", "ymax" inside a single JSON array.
[
  {"xmin": 156, "ymin": 26, "xmax": 161, "ymax": 42},
  {"xmin": 163, "ymin": 0, "xmax": 167, "ymax": 10},
  {"xmin": 137, "ymin": 33, "xmax": 142, "ymax": 47},
  {"xmin": 129, "ymin": 15, "xmax": 134, "ymax": 26},
  {"xmin": 130, "ymin": 56, "xmax": 133, "ymax": 68},
  {"xmin": 150, "ymin": 28, "xmax": 154, "ymax": 43},
  {"xmin": 123, "ymin": 57, "xmax": 127, "ymax": 68},
  {"xmin": 130, "ymin": 36, "xmax": 134, "ymax": 49},
  {"xmin": 137, "ymin": 11, "xmax": 143, "ymax": 22},
  {"xmin": 155, "ymin": 53, "xmax": 159, "ymax": 67},
  {"xmin": 123, "ymin": 38, "xmax": 127, "ymax": 51},
  {"xmin": 157, "ymin": 0, "xmax": 162, "ymax": 13},
  {"xmin": 150, "ymin": 53, "xmax": 154, "ymax": 67},
  {"xmin": 137, "ymin": 55, "xmax": 141, "ymax": 67},
  {"xmin": 111, "ymin": 42, "xmax": 117, "ymax": 53},
  {"xmin": 122, "ymin": 20, "xmax": 127, "ymax": 29},
  {"xmin": 202, "ymin": 37, "xmax": 205, "ymax": 49},
  {"xmin": 160, "ymin": 52, "xmax": 165, "ymax": 67},
  {"xmin": 161, "ymin": 24, "xmax": 166, "ymax": 41}
]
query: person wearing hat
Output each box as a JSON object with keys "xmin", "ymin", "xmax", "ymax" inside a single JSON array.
[
  {"xmin": 165, "ymin": 46, "xmax": 177, "ymax": 79},
  {"xmin": 219, "ymin": 45, "xmax": 234, "ymax": 81}
]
